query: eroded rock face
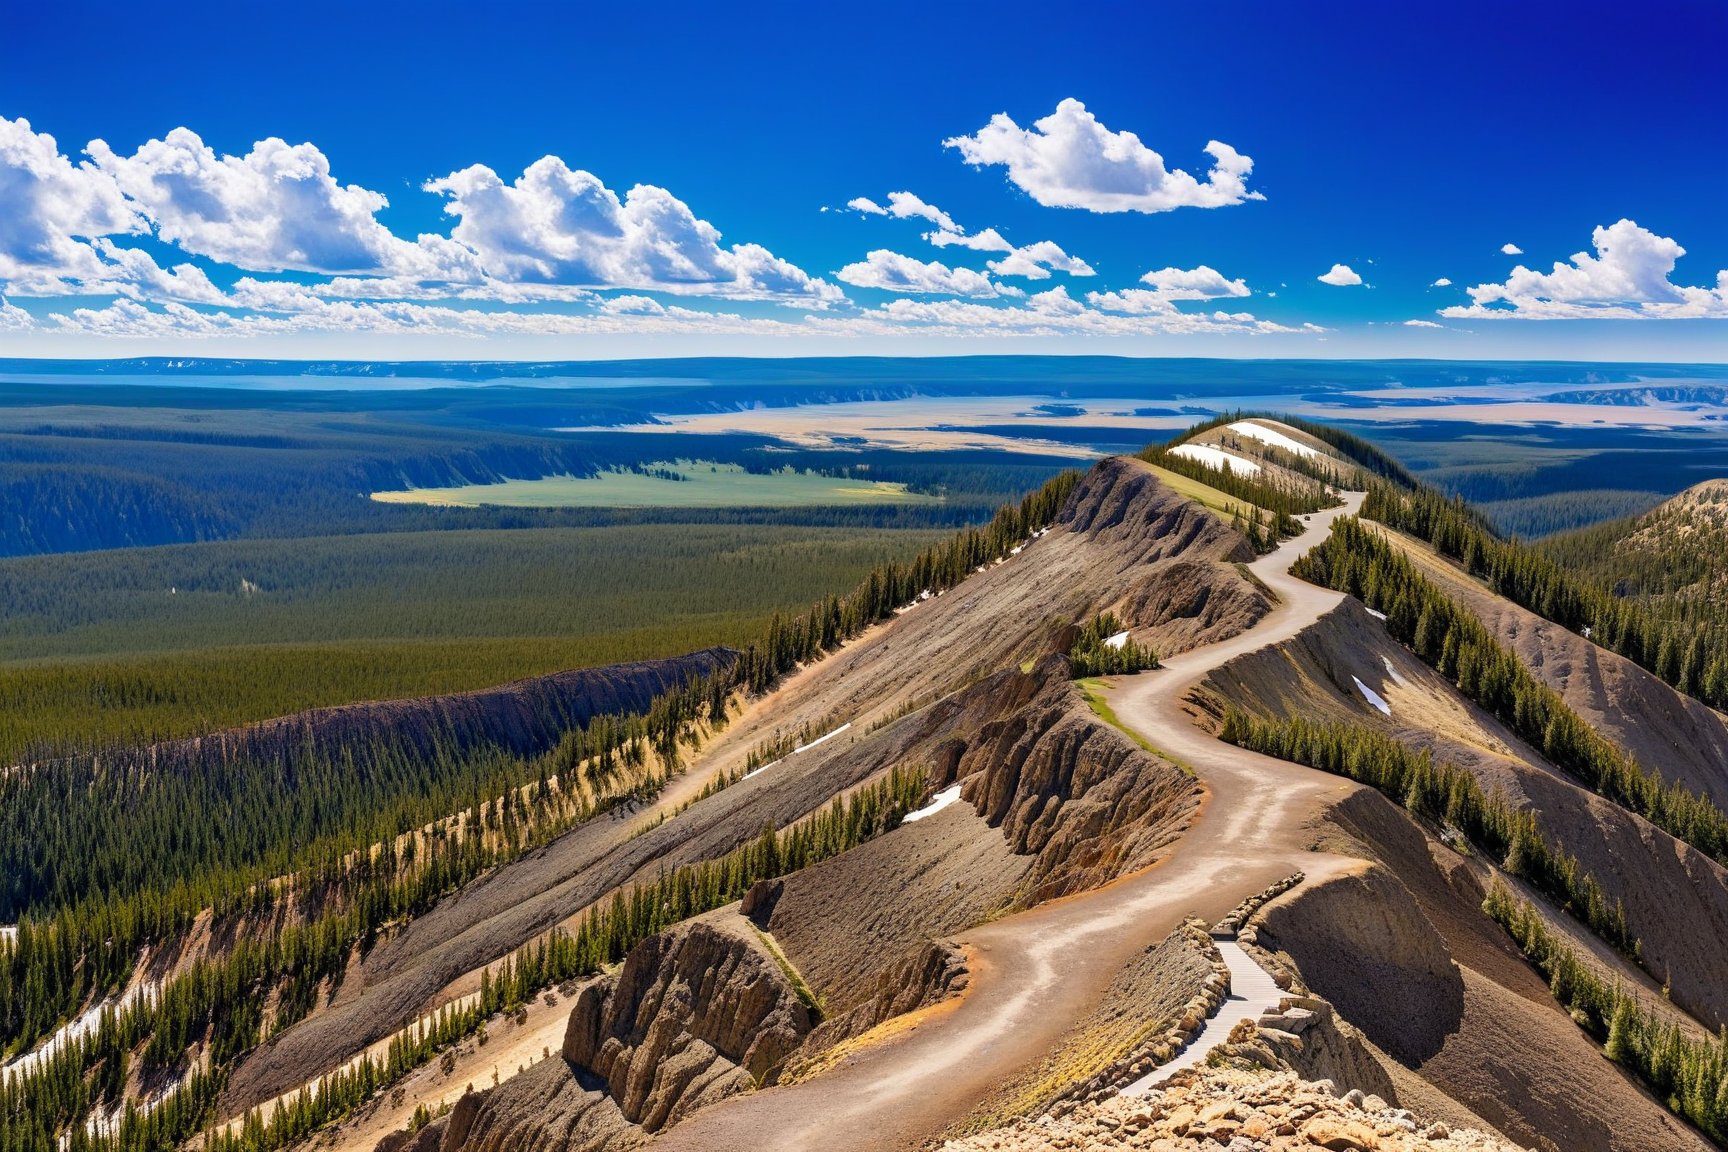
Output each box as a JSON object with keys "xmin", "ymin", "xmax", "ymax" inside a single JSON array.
[
  {"xmin": 951, "ymin": 659, "xmax": 1201, "ymax": 901},
  {"xmin": 385, "ymin": 919, "xmax": 813, "ymax": 1152},
  {"xmin": 1061, "ymin": 458, "xmax": 1272, "ymax": 658},
  {"xmin": 563, "ymin": 920, "xmax": 814, "ymax": 1133},
  {"xmin": 1063, "ymin": 458, "xmax": 1254, "ymax": 567},
  {"xmin": 1254, "ymin": 865, "xmax": 1463, "ymax": 1067},
  {"xmin": 799, "ymin": 938, "xmax": 971, "ymax": 1057}
]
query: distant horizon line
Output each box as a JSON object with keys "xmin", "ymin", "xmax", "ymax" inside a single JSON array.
[{"xmin": 3, "ymin": 353, "xmax": 1726, "ymax": 370}]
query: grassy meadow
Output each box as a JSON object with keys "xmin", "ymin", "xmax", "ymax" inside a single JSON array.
[{"xmin": 370, "ymin": 461, "xmax": 941, "ymax": 509}]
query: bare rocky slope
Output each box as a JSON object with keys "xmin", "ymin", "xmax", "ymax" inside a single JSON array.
[
  {"xmin": 1194, "ymin": 592, "xmax": 1728, "ymax": 1033},
  {"xmin": 1389, "ymin": 525, "xmax": 1728, "ymax": 809},
  {"xmin": 1247, "ymin": 789, "xmax": 1713, "ymax": 1152},
  {"xmin": 367, "ymin": 654, "xmax": 1207, "ymax": 1151},
  {"xmin": 942, "ymin": 1068, "xmax": 1526, "ymax": 1152},
  {"xmin": 257, "ymin": 431, "xmax": 1728, "ymax": 1152}
]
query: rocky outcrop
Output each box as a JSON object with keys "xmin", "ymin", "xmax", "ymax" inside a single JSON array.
[
  {"xmin": 799, "ymin": 938, "xmax": 970, "ymax": 1057},
  {"xmin": 378, "ymin": 1058, "xmax": 639, "ymax": 1152},
  {"xmin": 941, "ymin": 1069, "xmax": 1525, "ymax": 1151},
  {"xmin": 390, "ymin": 918, "xmax": 813, "ymax": 1152},
  {"xmin": 562, "ymin": 919, "xmax": 813, "ymax": 1133},
  {"xmin": 1060, "ymin": 457, "xmax": 1273, "ymax": 658},
  {"xmin": 1061, "ymin": 457, "xmax": 1254, "ymax": 567},
  {"xmin": 1116, "ymin": 558, "xmax": 1276, "ymax": 659},
  {"xmin": 1217, "ymin": 991, "xmax": 1403, "ymax": 1106},
  {"xmin": 949, "ymin": 658, "xmax": 1202, "ymax": 901},
  {"xmin": 1215, "ymin": 873, "xmax": 1305, "ymax": 938}
]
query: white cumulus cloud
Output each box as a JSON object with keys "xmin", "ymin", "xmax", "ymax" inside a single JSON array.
[
  {"xmin": 1138, "ymin": 265, "xmax": 1249, "ymax": 300},
  {"xmin": 842, "ymin": 192, "xmax": 957, "ymax": 233},
  {"xmin": 1317, "ymin": 263, "xmax": 1363, "ymax": 286},
  {"xmin": 0, "ymin": 296, "xmax": 32, "ymax": 329},
  {"xmin": 843, "ymin": 189, "xmax": 1094, "ymax": 280},
  {"xmin": 1403, "ymin": 319, "xmax": 1443, "ymax": 328},
  {"xmin": 944, "ymin": 99, "xmax": 1262, "ymax": 214},
  {"xmin": 1501, "ymin": 243, "xmax": 1523, "ymax": 255},
  {"xmin": 88, "ymin": 128, "xmax": 470, "ymax": 278},
  {"xmin": 1086, "ymin": 265, "xmax": 1250, "ymax": 315},
  {"xmin": 1442, "ymin": 219, "xmax": 1728, "ymax": 320},
  {"xmin": 425, "ymin": 157, "xmax": 838, "ymax": 303},
  {"xmin": 925, "ymin": 226, "xmax": 1013, "ymax": 254},
  {"xmin": 1431, "ymin": 277, "xmax": 1452, "ymax": 287},
  {"xmin": 882, "ymin": 191, "xmax": 959, "ymax": 233},
  {"xmin": 984, "ymin": 240, "xmax": 1095, "ymax": 280},
  {"xmin": 835, "ymin": 249, "xmax": 1001, "ymax": 297},
  {"xmin": 846, "ymin": 285, "xmax": 1300, "ymax": 337},
  {"xmin": 0, "ymin": 115, "xmax": 147, "ymax": 294}
]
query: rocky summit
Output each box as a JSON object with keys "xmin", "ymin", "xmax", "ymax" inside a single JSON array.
[{"xmin": 943, "ymin": 1070, "xmax": 1523, "ymax": 1152}]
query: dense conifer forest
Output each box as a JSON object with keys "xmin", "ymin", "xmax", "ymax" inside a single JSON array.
[
  {"xmin": 8, "ymin": 391, "xmax": 1723, "ymax": 1150},
  {"xmin": 0, "ymin": 525, "xmax": 943, "ymax": 759},
  {"xmin": 1220, "ymin": 710, "xmax": 1633, "ymax": 953},
  {"xmin": 1538, "ymin": 482, "xmax": 1728, "ymax": 623},
  {"xmin": 1485, "ymin": 883, "xmax": 1728, "ymax": 1143}
]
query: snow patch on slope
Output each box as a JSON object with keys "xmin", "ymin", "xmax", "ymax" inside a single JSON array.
[
  {"xmin": 901, "ymin": 783, "xmax": 964, "ymax": 824},
  {"xmin": 1227, "ymin": 420, "xmax": 1321, "ymax": 458},
  {"xmin": 1170, "ymin": 443, "xmax": 1262, "ymax": 475},
  {"xmin": 1353, "ymin": 676, "xmax": 1392, "ymax": 716}
]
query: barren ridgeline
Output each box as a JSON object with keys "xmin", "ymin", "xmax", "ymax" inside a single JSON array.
[{"xmin": 262, "ymin": 424, "xmax": 1728, "ymax": 1151}]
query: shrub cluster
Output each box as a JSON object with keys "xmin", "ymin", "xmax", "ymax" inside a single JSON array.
[{"xmin": 1068, "ymin": 613, "xmax": 1160, "ymax": 678}]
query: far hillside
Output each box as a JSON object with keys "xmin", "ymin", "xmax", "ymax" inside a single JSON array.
[
  {"xmin": 0, "ymin": 524, "xmax": 943, "ymax": 760},
  {"xmin": 1540, "ymin": 480, "xmax": 1728, "ymax": 619}
]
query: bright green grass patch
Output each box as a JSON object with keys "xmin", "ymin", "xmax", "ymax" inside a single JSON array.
[
  {"xmin": 370, "ymin": 461, "xmax": 942, "ymax": 509},
  {"xmin": 1075, "ymin": 678, "xmax": 1155, "ymax": 754},
  {"xmin": 1075, "ymin": 677, "xmax": 1191, "ymax": 775},
  {"xmin": 1143, "ymin": 462, "xmax": 1267, "ymax": 524}
]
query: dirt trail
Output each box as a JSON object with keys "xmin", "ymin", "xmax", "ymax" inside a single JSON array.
[{"xmin": 652, "ymin": 496, "xmax": 1367, "ymax": 1152}]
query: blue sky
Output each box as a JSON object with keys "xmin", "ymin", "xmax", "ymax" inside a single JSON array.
[{"xmin": 1, "ymin": 0, "xmax": 1723, "ymax": 360}]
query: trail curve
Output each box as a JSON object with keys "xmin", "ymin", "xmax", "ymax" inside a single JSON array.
[{"xmin": 652, "ymin": 494, "xmax": 1366, "ymax": 1151}]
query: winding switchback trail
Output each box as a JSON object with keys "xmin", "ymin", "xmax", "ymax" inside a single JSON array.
[{"xmin": 653, "ymin": 494, "xmax": 1367, "ymax": 1152}]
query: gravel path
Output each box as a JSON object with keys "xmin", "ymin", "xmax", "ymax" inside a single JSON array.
[
  {"xmin": 651, "ymin": 495, "xmax": 1367, "ymax": 1152},
  {"xmin": 1120, "ymin": 941, "xmax": 1286, "ymax": 1095}
]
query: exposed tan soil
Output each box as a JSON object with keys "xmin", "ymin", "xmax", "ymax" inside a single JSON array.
[
  {"xmin": 225, "ymin": 429, "xmax": 1728, "ymax": 1152},
  {"xmin": 1378, "ymin": 522, "xmax": 1728, "ymax": 807},
  {"xmin": 1254, "ymin": 790, "xmax": 1715, "ymax": 1152},
  {"xmin": 959, "ymin": 918, "xmax": 1219, "ymax": 1129},
  {"xmin": 643, "ymin": 492, "xmax": 1369, "ymax": 1152}
]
